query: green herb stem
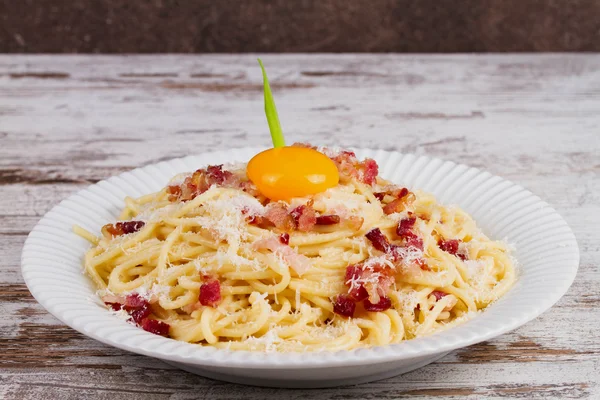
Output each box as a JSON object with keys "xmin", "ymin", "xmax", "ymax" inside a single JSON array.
[{"xmin": 258, "ymin": 59, "xmax": 286, "ymax": 148}]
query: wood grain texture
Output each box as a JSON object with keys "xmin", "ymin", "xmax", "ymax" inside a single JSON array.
[{"xmin": 0, "ymin": 54, "xmax": 599, "ymax": 400}]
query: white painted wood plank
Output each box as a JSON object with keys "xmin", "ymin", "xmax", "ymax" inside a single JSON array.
[{"xmin": 1, "ymin": 54, "xmax": 598, "ymax": 399}]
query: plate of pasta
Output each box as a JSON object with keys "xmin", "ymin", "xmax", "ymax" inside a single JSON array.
[{"xmin": 21, "ymin": 62, "xmax": 578, "ymax": 387}]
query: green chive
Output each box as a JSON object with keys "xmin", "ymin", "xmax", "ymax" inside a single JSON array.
[{"xmin": 258, "ymin": 59, "xmax": 286, "ymax": 148}]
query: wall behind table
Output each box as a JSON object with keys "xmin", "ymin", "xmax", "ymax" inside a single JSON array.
[{"xmin": 1, "ymin": 0, "xmax": 599, "ymax": 53}]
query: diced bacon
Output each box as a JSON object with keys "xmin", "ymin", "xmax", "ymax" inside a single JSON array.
[
  {"xmin": 333, "ymin": 294, "xmax": 356, "ymax": 318},
  {"xmin": 430, "ymin": 290, "xmax": 448, "ymax": 301},
  {"xmin": 374, "ymin": 192, "xmax": 385, "ymax": 201},
  {"xmin": 264, "ymin": 203, "xmax": 296, "ymax": 232},
  {"xmin": 141, "ymin": 318, "xmax": 170, "ymax": 336},
  {"xmin": 167, "ymin": 185, "xmax": 182, "ymax": 201},
  {"xmin": 123, "ymin": 293, "xmax": 148, "ymax": 308},
  {"xmin": 106, "ymin": 302, "xmax": 123, "ymax": 311},
  {"xmin": 345, "ymin": 265, "xmax": 363, "ymax": 283},
  {"xmin": 254, "ymin": 237, "xmax": 312, "ymax": 275},
  {"xmin": 364, "ymin": 296, "xmax": 392, "ymax": 312},
  {"xmin": 167, "ymin": 164, "xmax": 243, "ymax": 202},
  {"xmin": 382, "ymin": 188, "xmax": 412, "ymax": 214},
  {"xmin": 103, "ymin": 293, "xmax": 152, "ymax": 324},
  {"xmin": 290, "ymin": 203, "xmax": 317, "ymax": 232},
  {"xmin": 365, "ymin": 228, "xmax": 392, "ymax": 253},
  {"xmin": 102, "ymin": 221, "xmax": 145, "ymax": 238},
  {"xmin": 438, "ymin": 239, "xmax": 466, "ymax": 259},
  {"xmin": 396, "ymin": 217, "xmax": 416, "ymax": 237},
  {"xmin": 199, "ymin": 280, "xmax": 221, "ymax": 307},
  {"xmin": 279, "ymin": 233, "xmax": 290, "ymax": 245},
  {"xmin": 345, "ymin": 262, "xmax": 394, "ymax": 305},
  {"xmin": 404, "ymin": 232, "xmax": 424, "ymax": 251},
  {"xmin": 344, "ymin": 265, "xmax": 369, "ymax": 301},
  {"xmin": 129, "ymin": 303, "xmax": 151, "ymax": 324},
  {"xmin": 438, "ymin": 239, "xmax": 459, "ymax": 254},
  {"xmin": 360, "ymin": 158, "xmax": 379, "ymax": 185},
  {"xmin": 316, "ymin": 214, "xmax": 341, "ymax": 225}
]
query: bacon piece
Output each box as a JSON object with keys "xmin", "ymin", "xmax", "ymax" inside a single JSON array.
[
  {"xmin": 316, "ymin": 214, "xmax": 340, "ymax": 225},
  {"xmin": 430, "ymin": 290, "xmax": 448, "ymax": 301},
  {"xmin": 396, "ymin": 217, "xmax": 416, "ymax": 237},
  {"xmin": 364, "ymin": 296, "xmax": 392, "ymax": 312},
  {"xmin": 438, "ymin": 239, "xmax": 459, "ymax": 254},
  {"xmin": 373, "ymin": 192, "xmax": 385, "ymax": 201},
  {"xmin": 345, "ymin": 262, "xmax": 394, "ymax": 304},
  {"xmin": 168, "ymin": 164, "xmax": 239, "ymax": 202},
  {"xmin": 404, "ymin": 232, "xmax": 424, "ymax": 251},
  {"xmin": 344, "ymin": 265, "xmax": 369, "ymax": 301},
  {"xmin": 365, "ymin": 228, "xmax": 392, "ymax": 253},
  {"xmin": 102, "ymin": 221, "xmax": 145, "ymax": 238},
  {"xmin": 359, "ymin": 158, "xmax": 379, "ymax": 186},
  {"xmin": 279, "ymin": 233, "xmax": 290, "ymax": 245},
  {"xmin": 264, "ymin": 202, "xmax": 296, "ymax": 232},
  {"xmin": 254, "ymin": 237, "xmax": 312, "ymax": 275},
  {"xmin": 333, "ymin": 294, "xmax": 356, "ymax": 318},
  {"xmin": 438, "ymin": 239, "xmax": 466, "ymax": 259},
  {"xmin": 141, "ymin": 319, "xmax": 170, "ymax": 336},
  {"xmin": 290, "ymin": 203, "xmax": 317, "ymax": 232},
  {"xmin": 199, "ymin": 280, "xmax": 221, "ymax": 307},
  {"xmin": 167, "ymin": 185, "xmax": 182, "ymax": 201},
  {"xmin": 103, "ymin": 293, "xmax": 152, "ymax": 324},
  {"xmin": 382, "ymin": 188, "xmax": 412, "ymax": 215}
]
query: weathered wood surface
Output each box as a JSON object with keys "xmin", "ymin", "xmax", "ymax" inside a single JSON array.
[{"xmin": 0, "ymin": 54, "xmax": 599, "ymax": 399}]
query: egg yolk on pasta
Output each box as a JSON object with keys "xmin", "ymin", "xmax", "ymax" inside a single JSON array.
[{"xmin": 247, "ymin": 147, "xmax": 339, "ymax": 201}]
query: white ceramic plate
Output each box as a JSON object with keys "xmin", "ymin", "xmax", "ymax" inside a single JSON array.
[{"xmin": 22, "ymin": 148, "xmax": 579, "ymax": 388}]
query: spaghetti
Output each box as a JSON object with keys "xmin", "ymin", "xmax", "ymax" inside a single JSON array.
[{"xmin": 76, "ymin": 147, "xmax": 515, "ymax": 352}]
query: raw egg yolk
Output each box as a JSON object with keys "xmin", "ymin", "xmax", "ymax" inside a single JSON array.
[{"xmin": 247, "ymin": 147, "xmax": 339, "ymax": 201}]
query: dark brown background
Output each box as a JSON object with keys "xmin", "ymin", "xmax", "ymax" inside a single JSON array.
[{"xmin": 1, "ymin": 0, "xmax": 600, "ymax": 53}]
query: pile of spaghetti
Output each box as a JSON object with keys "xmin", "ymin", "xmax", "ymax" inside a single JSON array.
[{"xmin": 77, "ymin": 146, "xmax": 515, "ymax": 352}]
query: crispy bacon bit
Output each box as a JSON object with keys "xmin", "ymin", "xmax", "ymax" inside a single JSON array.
[
  {"xmin": 254, "ymin": 237, "xmax": 312, "ymax": 275},
  {"xmin": 316, "ymin": 214, "xmax": 341, "ymax": 225},
  {"xmin": 344, "ymin": 265, "xmax": 369, "ymax": 301},
  {"xmin": 404, "ymin": 233, "xmax": 424, "ymax": 251},
  {"xmin": 333, "ymin": 294, "xmax": 356, "ymax": 318},
  {"xmin": 364, "ymin": 296, "xmax": 392, "ymax": 312},
  {"xmin": 199, "ymin": 280, "xmax": 221, "ymax": 307},
  {"xmin": 382, "ymin": 188, "xmax": 412, "ymax": 215},
  {"xmin": 141, "ymin": 319, "xmax": 170, "ymax": 336},
  {"xmin": 430, "ymin": 290, "xmax": 448, "ymax": 301},
  {"xmin": 129, "ymin": 303, "xmax": 151, "ymax": 324},
  {"xmin": 290, "ymin": 203, "xmax": 317, "ymax": 232},
  {"xmin": 438, "ymin": 239, "xmax": 466, "ymax": 259},
  {"xmin": 374, "ymin": 192, "xmax": 385, "ymax": 201},
  {"xmin": 106, "ymin": 302, "xmax": 122, "ymax": 311},
  {"xmin": 396, "ymin": 217, "xmax": 416, "ymax": 237},
  {"xmin": 438, "ymin": 239, "xmax": 459, "ymax": 254},
  {"xmin": 102, "ymin": 221, "xmax": 145, "ymax": 238},
  {"xmin": 279, "ymin": 233, "xmax": 290, "ymax": 245},
  {"xmin": 167, "ymin": 185, "xmax": 182, "ymax": 201},
  {"xmin": 167, "ymin": 164, "xmax": 239, "ymax": 202},
  {"xmin": 103, "ymin": 293, "xmax": 152, "ymax": 324},
  {"xmin": 360, "ymin": 158, "xmax": 379, "ymax": 185},
  {"xmin": 349, "ymin": 284, "xmax": 369, "ymax": 302},
  {"xmin": 264, "ymin": 202, "xmax": 296, "ymax": 231},
  {"xmin": 365, "ymin": 228, "xmax": 391, "ymax": 253},
  {"xmin": 122, "ymin": 293, "xmax": 147, "ymax": 308}
]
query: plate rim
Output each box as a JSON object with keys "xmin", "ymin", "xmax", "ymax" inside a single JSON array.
[{"xmin": 21, "ymin": 147, "xmax": 580, "ymax": 369}]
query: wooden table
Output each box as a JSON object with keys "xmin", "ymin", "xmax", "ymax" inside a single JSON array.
[{"xmin": 1, "ymin": 54, "xmax": 598, "ymax": 399}]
